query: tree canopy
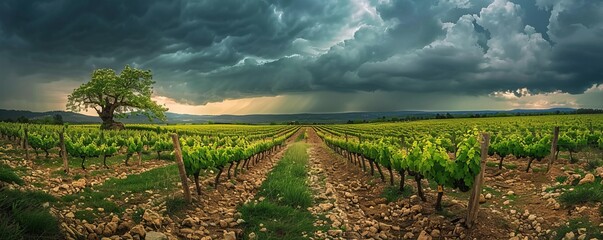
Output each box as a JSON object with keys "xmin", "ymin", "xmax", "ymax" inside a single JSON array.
[{"xmin": 66, "ymin": 66, "xmax": 168, "ymax": 130}]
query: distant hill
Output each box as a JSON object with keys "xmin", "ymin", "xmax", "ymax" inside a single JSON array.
[{"xmin": 0, "ymin": 108, "xmax": 578, "ymax": 124}]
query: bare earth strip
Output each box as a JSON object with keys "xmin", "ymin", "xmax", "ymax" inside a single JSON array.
[{"xmin": 160, "ymin": 129, "xmax": 304, "ymax": 240}]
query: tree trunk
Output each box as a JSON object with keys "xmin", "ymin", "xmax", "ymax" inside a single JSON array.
[
  {"xmin": 125, "ymin": 153, "xmax": 132, "ymax": 166},
  {"xmin": 81, "ymin": 157, "xmax": 86, "ymax": 170},
  {"xmin": 399, "ymin": 170, "xmax": 405, "ymax": 192},
  {"xmin": 388, "ymin": 166, "xmax": 394, "ymax": 186},
  {"xmin": 526, "ymin": 158, "xmax": 534, "ymax": 172},
  {"xmin": 157, "ymin": 151, "xmax": 161, "ymax": 160},
  {"xmin": 137, "ymin": 152, "xmax": 142, "ymax": 165},
  {"xmin": 103, "ymin": 155, "xmax": 109, "ymax": 169},
  {"xmin": 227, "ymin": 162, "xmax": 234, "ymax": 179},
  {"xmin": 234, "ymin": 160, "xmax": 242, "ymax": 177},
  {"xmin": 44, "ymin": 149, "xmax": 49, "ymax": 159},
  {"xmin": 360, "ymin": 154, "xmax": 366, "ymax": 172},
  {"xmin": 375, "ymin": 161, "xmax": 385, "ymax": 181},
  {"xmin": 194, "ymin": 172, "xmax": 201, "ymax": 195},
  {"xmin": 214, "ymin": 166, "xmax": 224, "ymax": 189},
  {"xmin": 435, "ymin": 186, "xmax": 444, "ymax": 211},
  {"xmin": 369, "ymin": 158, "xmax": 375, "ymax": 176},
  {"xmin": 99, "ymin": 111, "xmax": 125, "ymax": 130},
  {"xmin": 242, "ymin": 158, "xmax": 249, "ymax": 171},
  {"xmin": 498, "ymin": 155, "xmax": 504, "ymax": 170},
  {"xmin": 415, "ymin": 174, "xmax": 426, "ymax": 202}
]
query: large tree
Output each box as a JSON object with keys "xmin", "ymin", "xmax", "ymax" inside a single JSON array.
[{"xmin": 67, "ymin": 66, "xmax": 168, "ymax": 130}]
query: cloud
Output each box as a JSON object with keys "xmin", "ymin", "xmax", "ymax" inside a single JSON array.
[{"xmin": 0, "ymin": 0, "xmax": 601, "ymax": 113}]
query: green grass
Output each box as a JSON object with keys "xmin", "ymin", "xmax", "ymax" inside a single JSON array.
[
  {"xmin": 239, "ymin": 143, "xmax": 323, "ymax": 239},
  {"xmin": 0, "ymin": 189, "xmax": 61, "ymax": 239},
  {"xmin": 552, "ymin": 218, "xmax": 603, "ymax": 239},
  {"xmin": 132, "ymin": 208, "xmax": 145, "ymax": 224},
  {"xmin": 0, "ymin": 163, "xmax": 24, "ymax": 185},
  {"xmin": 0, "ymin": 215, "xmax": 24, "ymax": 240},
  {"xmin": 558, "ymin": 179, "xmax": 603, "ymax": 206},
  {"xmin": 61, "ymin": 164, "xmax": 180, "ymax": 216},
  {"xmin": 585, "ymin": 159, "xmax": 602, "ymax": 171},
  {"xmin": 257, "ymin": 143, "xmax": 312, "ymax": 208},
  {"xmin": 240, "ymin": 201, "xmax": 319, "ymax": 240},
  {"xmin": 486, "ymin": 161, "xmax": 498, "ymax": 168},
  {"xmin": 532, "ymin": 166, "xmax": 546, "ymax": 173},
  {"xmin": 166, "ymin": 196, "xmax": 188, "ymax": 217},
  {"xmin": 505, "ymin": 163, "xmax": 518, "ymax": 170},
  {"xmin": 75, "ymin": 210, "xmax": 97, "ymax": 223},
  {"xmin": 381, "ymin": 185, "xmax": 413, "ymax": 203},
  {"xmin": 555, "ymin": 175, "xmax": 568, "ymax": 184},
  {"xmin": 295, "ymin": 132, "xmax": 305, "ymax": 142}
]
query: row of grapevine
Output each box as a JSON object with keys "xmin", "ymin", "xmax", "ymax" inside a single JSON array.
[
  {"xmin": 0, "ymin": 123, "xmax": 299, "ymax": 172},
  {"xmin": 314, "ymin": 115, "xmax": 603, "ymax": 210},
  {"xmin": 179, "ymin": 126, "xmax": 299, "ymax": 194},
  {"xmin": 316, "ymin": 127, "xmax": 483, "ymax": 210}
]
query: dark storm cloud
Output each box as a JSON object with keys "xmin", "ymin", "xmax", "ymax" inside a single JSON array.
[{"xmin": 0, "ymin": 0, "xmax": 601, "ymax": 109}]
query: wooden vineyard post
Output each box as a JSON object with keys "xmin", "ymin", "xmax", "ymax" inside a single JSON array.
[
  {"xmin": 24, "ymin": 127, "xmax": 30, "ymax": 161},
  {"xmin": 171, "ymin": 134, "xmax": 192, "ymax": 203},
  {"xmin": 466, "ymin": 133, "xmax": 490, "ymax": 228},
  {"xmin": 546, "ymin": 126, "xmax": 560, "ymax": 173},
  {"xmin": 60, "ymin": 129, "xmax": 69, "ymax": 174}
]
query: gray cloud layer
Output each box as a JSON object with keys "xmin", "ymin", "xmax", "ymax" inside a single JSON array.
[{"xmin": 0, "ymin": 0, "xmax": 601, "ymax": 110}]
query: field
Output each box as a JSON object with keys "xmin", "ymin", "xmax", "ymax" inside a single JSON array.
[{"xmin": 1, "ymin": 115, "xmax": 603, "ymax": 240}]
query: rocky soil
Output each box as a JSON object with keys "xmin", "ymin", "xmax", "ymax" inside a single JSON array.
[{"xmin": 1, "ymin": 129, "xmax": 602, "ymax": 240}]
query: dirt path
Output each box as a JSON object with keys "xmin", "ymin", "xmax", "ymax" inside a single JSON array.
[{"xmin": 164, "ymin": 128, "xmax": 305, "ymax": 239}]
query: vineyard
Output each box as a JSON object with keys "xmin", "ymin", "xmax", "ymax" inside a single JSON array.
[{"xmin": 0, "ymin": 115, "xmax": 602, "ymax": 239}]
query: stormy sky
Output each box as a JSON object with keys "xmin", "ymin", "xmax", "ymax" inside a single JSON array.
[{"xmin": 0, "ymin": 0, "xmax": 602, "ymax": 115}]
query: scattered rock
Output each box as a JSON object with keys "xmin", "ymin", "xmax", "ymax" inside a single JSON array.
[
  {"xmin": 527, "ymin": 214, "xmax": 537, "ymax": 221},
  {"xmin": 578, "ymin": 174, "xmax": 595, "ymax": 185},
  {"xmin": 223, "ymin": 231, "xmax": 236, "ymax": 240},
  {"xmin": 328, "ymin": 229, "xmax": 343, "ymax": 237},
  {"xmin": 403, "ymin": 232, "xmax": 415, "ymax": 239},
  {"xmin": 219, "ymin": 220, "xmax": 228, "ymax": 228},
  {"xmin": 179, "ymin": 228, "xmax": 193, "ymax": 235},
  {"xmin": 248, "ymin": 232, "xmax": 257, "ymax": 240},
  {"xmin": 430, "ymin": 229, "xmax": 440, "ymax": 238},
  {"xmin": 563, "ymin": 231, "xmax": 575, "ymax": 240},
  {"xmin": 378, "ymin": 222, "xmax": 391, "ymax": 231},
  {"xmin": 72, "ymin": 179, "xmax": 87, "ymax": 188},
  {"xmin": 319, "ymin": 203, "xmax": 334, "ymax": 211},
  {"xmin": 259, "ymin": 228, "xmax": 267, "ymax": 232},
  {"xmin": 479, "ymin": 194, "xmax": 486, "ymax": 203},
  {"xmin": 411, "ymin": 204, "xmax": 422, "ymax": 213},
  {"xmin": 506, "ymin": 191, "xmax": 515, "ymax": 196},
  {"xmin": 142, "ymin": 210, "xmax": 163, "ymax": 227},
  {"xmin": 417, "ymin": 230, "xmax": 432, "ymax": 240},
  {"xmin": 145, "ymin": 231, "xmax": 167, "ymax": 240},
  {"xmin": 485, "ymin": 193, "xmax": 492, "ymax": 199},
  {"xmin": 118, "ymin": 221, "xmax": 133, "ymax": 232},
  {"xmin": 503, "ymin": 200, "xmax": 510, "ymax": 205},
  {"xmin": 65, "ymin": 212, "xmax": 75, "ymax": 218},
  {"xmin": 595, "ymin": 167, "xmax": 603, "ymax": 178},
  {"xmin": 129, "ymin": 224, "xmax": 145, "ymax": 238},
  {"xmin": 102, "ymin": 222, "xmax": 117, "ymax": 237}
]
